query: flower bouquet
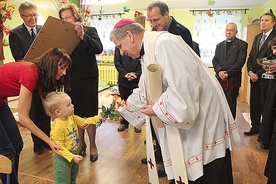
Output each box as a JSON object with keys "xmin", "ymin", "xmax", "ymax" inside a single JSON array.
[
  {"xmin": 100, "ymin": 94, "xmax": 126, "ymax": 122},
  {"xmin": 0, "ymin": 1, "xmax": 16, "ymax": 63}
]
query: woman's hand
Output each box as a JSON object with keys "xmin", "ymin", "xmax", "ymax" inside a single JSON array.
[
  {"xmin": 48, "ymin": 140, "xmax": 63, "ymax": 156},
  {"xmin": 74, "ymin": 22, "xmax": 84, "ymax": 40}
]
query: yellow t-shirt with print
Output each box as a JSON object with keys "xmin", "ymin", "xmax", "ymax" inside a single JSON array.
[{"xmin": 50, "ymin": 115, "xmax": 99, "ymax": 162}]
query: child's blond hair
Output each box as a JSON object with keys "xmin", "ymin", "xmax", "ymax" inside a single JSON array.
[{"xmin": 44, "ymin": 92, "xmax": 69, "ymax": 115}]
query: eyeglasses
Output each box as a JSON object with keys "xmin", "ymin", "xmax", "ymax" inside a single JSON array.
[
  {"xmin": 61, "ymin": 15, "xmax": 73, "ymax": 21},
  {"xmin": 21, "ymin": 13, "xmax": 38, "ymax": 18},
  {"xmin": 147, "ymin": 16, "xmax": 163, "ymax": 24}
]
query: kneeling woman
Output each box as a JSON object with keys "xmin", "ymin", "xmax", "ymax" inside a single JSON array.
[{"xmin": 0, "ymin": 48, "xmax": 72, "ymax": 184}]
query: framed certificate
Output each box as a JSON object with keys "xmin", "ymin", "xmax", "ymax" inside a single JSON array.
[{"xmin": 24, "ymin": 16, "xmax": 80, "ymax": 62}]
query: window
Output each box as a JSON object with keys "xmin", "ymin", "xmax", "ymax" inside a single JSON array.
[{"xmin": 193, "ymin": 11, "xmax": 242, "ymax": 66}]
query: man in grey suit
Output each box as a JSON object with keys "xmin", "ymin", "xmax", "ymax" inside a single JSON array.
[
  {"xmin": 9, "ymin": 0, "xmax": 42, "ymax": 61},
  {"xmin": 212, "ymin": 22, "xmax": 248, "ymax": 119},
  {"xmin": 9, "ymin": 1, "xmax": 47, "ymax": 155}
]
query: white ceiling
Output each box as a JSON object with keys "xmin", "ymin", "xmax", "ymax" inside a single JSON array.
[{"xmin": 12, "ymin": 0, "xmax": 271, "ymax": 13}]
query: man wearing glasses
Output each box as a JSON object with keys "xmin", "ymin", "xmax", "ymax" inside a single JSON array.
[
  {"xmin": 147, "ymin": 1, "xmax": 193, "ymax": 49},
  {"xmin": 9, "ymin": 1, "xmax": 47, "ymax": 155},
  {"xmin": 9, "ymin": 0, "xmax": 41, "ymax": 61}
]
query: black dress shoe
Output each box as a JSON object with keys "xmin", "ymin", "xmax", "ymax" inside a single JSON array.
[
  {"xmin": 260, "ymin": 143, "xmax": 270, "ymax": 150},
  {"xmin": 158, "ymin": 165, "xmax": 167, "ymax": 178},
  {"xmin": 244, "ymin": 130, "xmax": 259, "ymax": 136},
  {"xmin": 117, "ymin": 124, "xmax": 128, "ymax": 132},
  {"xmin": 33, "ymin": 145, "xmax": 43, "ymax": 154},
  {"xmin": 141, "ymin": 155, "xmax": 163, "ymax": 164},
  {"xmin": 134, "ymin": 127, "xmax": 142, "ymax": 133},
  {"xmin": 141, "ymin": 158, "xmax": 148, "ymax": 164},
  {"xmin": 169, "ymin": 179, "xmax": 175, "ymax": 184},
  {"xmin": 78, "ymin": 144, "xmax": 87, "ymax": 156},
  {"xmin": 90, "ymin": 154, "xmax": 98, "ymax": 162}
]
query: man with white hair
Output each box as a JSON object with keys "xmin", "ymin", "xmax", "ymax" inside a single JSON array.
[{"xmin": 110, "ymin": 18, "xmax": 240, "ymax": 184}]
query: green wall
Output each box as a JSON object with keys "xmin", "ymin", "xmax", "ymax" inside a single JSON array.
[
  {"xmin": 3, "ymin": 1, "xmax": 276, "ymax": 63},
  {"xmin": 241, "ymin": 0, "xmax": 275, "ymax": 30},
  {"xmin": 262, "ymin": 0, "xmax": 276, "ymax": 14}
]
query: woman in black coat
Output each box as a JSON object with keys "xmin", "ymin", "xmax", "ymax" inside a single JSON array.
[
  {"xmin": 59, "ymin": 3, "xmax": 103, "ymax": 162},
  {"xmin": 264, "ymin": 37, "xmax": 276, "ymax": 183}
]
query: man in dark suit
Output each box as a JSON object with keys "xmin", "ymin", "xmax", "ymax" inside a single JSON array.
[
  {"xmin": 146, "ymin": 0, "xmax": 193, "ymax": 49},
  {"xmin": 212, "ymin": 22, "xmax": 248, "ymax": 119},
  {"xmin": 9, "ymin": 1, "xmax": 42, "ymax": 61},
  {"xmin": 9, "ymin": 1, "xmax": 46, "ymax": 154},
  {"xmin": 193, "ymin": 41, "xmax": 201, "ymax": 57},
  {"xmin": 244, "ymin": 13, "xmax": 276, "ymax": 138},
  {"xmin": 114, "ymin": 47, "xmax": 142, "ymax": 133}
]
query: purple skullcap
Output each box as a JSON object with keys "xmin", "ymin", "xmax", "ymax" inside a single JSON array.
[{"xmin": 113, "ymin": 18, "xmax": 136, "ymax": 29}]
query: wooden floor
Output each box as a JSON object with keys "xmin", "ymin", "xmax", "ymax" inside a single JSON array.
[{"xmin": 7, "ymin": 97, "xmax": 269, "ymax": 184}]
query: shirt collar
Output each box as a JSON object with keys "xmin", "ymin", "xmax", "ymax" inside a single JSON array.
[
  {"xmin": 163, "ymin": 16, "xmax": 172, "ymax": 31},
  {"xmin": 24, "ymin": 23, "xmax": 36, "ymax": 32},
  {"xmin": 263, "ymin": 28, "xmax": 273, "ymax": 37},
  {"xmin": 226, "ymin": 37, "xmax": 236, "ymax": 43}
]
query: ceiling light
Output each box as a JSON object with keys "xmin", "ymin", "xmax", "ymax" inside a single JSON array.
[{"xmin": 81, "ymin": 0, "xmax": 128, "ymax": 5}]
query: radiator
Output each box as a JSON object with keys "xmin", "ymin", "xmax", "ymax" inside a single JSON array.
[{"xmin": 98, "ymin": 64, "xmax": 118, "ymax": 85}]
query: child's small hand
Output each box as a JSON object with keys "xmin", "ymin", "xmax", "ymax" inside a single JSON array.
[
  {"xmin": 99, "ymin": 115, "xmax": 106, "ymax": 123},
  {"xmin": 95, "ymin": 115, "xmax": 106, "ymax": 128},
  {"xmin": 73, "ymin": 155, "xmax": 83, "ymax": 164}
]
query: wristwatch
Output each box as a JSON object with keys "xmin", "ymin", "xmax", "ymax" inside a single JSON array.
[{"xmin": 248, "ymin": 71, "xmax": 252, "ymax": 76}]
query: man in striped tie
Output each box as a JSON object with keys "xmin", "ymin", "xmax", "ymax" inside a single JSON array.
[
  {"xmin": 244, "ymin": 13, "xmax": 276, "ymax": 142},
  {"xmin": 9, "ymin": 1, "xmax": 46, "ymax": 155}
]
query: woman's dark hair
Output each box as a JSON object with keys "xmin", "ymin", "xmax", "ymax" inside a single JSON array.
[
  {"xmin": 268, "ymin": 38, "xmax": 276, "ymax": 59},
  {"xmin": 34, "ymin": 48, "xmax": 72, "ymax": 98}
]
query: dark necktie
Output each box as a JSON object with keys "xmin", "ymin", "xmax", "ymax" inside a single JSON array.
[
  {"xmin": 259, "ymin": 34, "xmax": 266, "ymax": 50},
  {"xmin": 31, "ymin": 28, "xmax": 36, "ymax": 41}
]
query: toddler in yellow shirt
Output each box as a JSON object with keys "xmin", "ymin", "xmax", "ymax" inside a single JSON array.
[{"xmin": 44, "ymin": 91, "xmax": 105, "ymax": 184}]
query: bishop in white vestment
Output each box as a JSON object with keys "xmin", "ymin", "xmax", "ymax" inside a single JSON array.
[{"xmin": 111, "ymin": 19, "xmax": 240, "ymax": 184}]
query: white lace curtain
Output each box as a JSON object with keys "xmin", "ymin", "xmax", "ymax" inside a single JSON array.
[
  {"xmin": 193, "ymin": 11, "xmax": 242, "ymax": 67},
  {"xmin": 90, "ymin": 17, "xmax": 121, "ymax": 60}
]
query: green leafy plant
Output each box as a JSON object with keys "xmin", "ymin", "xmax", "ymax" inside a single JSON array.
[
  {"xmin": 101, "ymin": 95, "xmax": 125, "ymax": 121},
  {"xmin": 101, "ymin": 100, "xmax": 120, "ymax": 121}
]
